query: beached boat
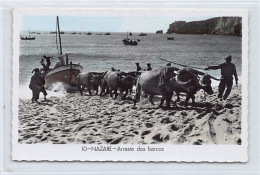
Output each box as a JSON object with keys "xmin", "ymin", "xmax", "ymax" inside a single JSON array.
[
  {"xmin": 122, "ymin": 32, "xmax": 138, "ymax": 46},
  {"xmin": 44, "ymin": 16, "xmax": 83, "ymax": 89}
]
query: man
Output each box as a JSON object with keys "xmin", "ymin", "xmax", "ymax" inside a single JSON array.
[
  {"xmin": 29, "ymin": 68, "xmax": 47, "ymax": 103},
  {"xmin": 54, "ymin": 55, "xmax": 65, "ymax": 68},
  {"xmin": 135, "ymin": 62, "xmax": 141, "ymax": 71},
  {"xmin": 205, "ymin": 55, "xmax": 238, "ymax": 100},
  {"xmin": 43, "ymin": 55, "xmax": 52, "ymax": 71},
  {"xmin": 147, "ymin": 63, "xmax": 152, "ymax": 71},
  {"xmin": 40, "ymin": 55, "xmax": 52, "ymax": 75}
]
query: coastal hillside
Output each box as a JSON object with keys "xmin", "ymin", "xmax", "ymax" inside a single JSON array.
[{"xmin": 167, "ymin": 17, "xmax": 242, "ymax": 36}]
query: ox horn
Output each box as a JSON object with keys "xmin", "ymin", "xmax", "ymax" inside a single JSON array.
[{"xmin": 176, "ymin": 76, "xmax": 191, "ymax": 86}]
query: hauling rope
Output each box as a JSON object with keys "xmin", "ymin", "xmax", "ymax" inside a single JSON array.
[
  {"xmin": 159, "ymin": 58, "xmax": 220, "ymax": 81},
  {"xmin": 159, "ymin": 58, "xmax": 205, "ymax": 70}
]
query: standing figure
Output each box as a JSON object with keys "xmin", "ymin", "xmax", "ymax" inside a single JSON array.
[
  {"xmin": 205, "ymin": 55, "xmax": 238, "ymax": 100},
  {"xmin": 147, "ymin": 63, "xmax": 152, "ymax": 71},
  {"xmin": 54, "ymin": 55, "xmax": 65, "ymax": 68},
  {"xmin": 135, "ymin": 62, "xmax": 142, "ymax": 71},
  {"xmin": 43, "ymin": 55, "xmax": 52, "ymax": 71},
  {"xmin": 40, "ymin": 55, "xmax": 52, "ymax": 75},
  {"xmin": 29, "ymin": 68, "xmax": 47, "ymax": 103}
]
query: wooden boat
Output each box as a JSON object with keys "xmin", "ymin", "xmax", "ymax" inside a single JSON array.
[
  {"xmin": 167, "ymin": 37, "xmax": 175, "ymax": 40},
  {"xmin": 138, "ymin": 33, "xmax": 147, "ymax": 36},
  {"xmin": 20, "ymin": 31, "xmax": 35, "ymax": 40},
  {"xmin": 20, "ymin": 36, "xmax": 35, "ymax": 40},
  {"xmin": 122, "ymin": 32, "xmax": 138, "ymax": 46},
  {"xmin": 44, "ymin": 16, "xmax": 83, "ymax": 89}
]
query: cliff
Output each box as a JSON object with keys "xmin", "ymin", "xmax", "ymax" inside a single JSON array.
[{"xmin": 167, "ymin": 17, "xmax": 242, "ymax": 36}]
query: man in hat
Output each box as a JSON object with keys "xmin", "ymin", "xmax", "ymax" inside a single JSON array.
[
  {"xmin": 29, "ymin": 68, "xmax": 47, "ymax": 103},
  {"xmin": 147, "ymin": 63, "xmax": 152, "ymax": 71},
  {"xmin": 205, "ymin": 55, "xmax": 238, "ymax": 100},
  {"xmin": 135, "ymin": 62, "xmax": 142, "ymax": 71}
]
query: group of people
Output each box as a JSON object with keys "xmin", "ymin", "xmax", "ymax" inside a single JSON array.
[
  {"xmin": 29, "ymin": 54, "xmax": 67, "ymax": 103},
  {"xmin": 29, "ymin": 55, "xmax": 238, "ymax": 103},
  {"xmin": 135, "ymin": 62, "xmax": 152, "ymax": 71}
]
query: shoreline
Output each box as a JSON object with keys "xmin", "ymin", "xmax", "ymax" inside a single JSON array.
[{"xmin": 18, "ymin": 85, "xmax": 242, "ymax": 145}]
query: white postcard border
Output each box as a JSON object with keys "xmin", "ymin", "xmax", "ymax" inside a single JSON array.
[{"xmin": 12, "ymin": 8, "xmax": 248, "ymax": 162}]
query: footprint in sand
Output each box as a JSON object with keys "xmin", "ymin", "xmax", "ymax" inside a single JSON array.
[
  {"xmin": 145, "ymin": 123, "xmax": 154, "ymax": 128},
  {"xmin": 152, "ymin": 133, "xmax": 169, "ymax": 142},
  {"xmin": 161, "ymin": 117, "xmax": 171, "ymax": 124},
  {"xmin": 170, "ymin": 124, "xmax": 179, "ymax": 131}
]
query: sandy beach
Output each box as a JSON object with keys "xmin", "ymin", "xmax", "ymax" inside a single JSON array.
[{"xmin": 18, "ymin": 85, "xmax": 242, "ymax": 145}]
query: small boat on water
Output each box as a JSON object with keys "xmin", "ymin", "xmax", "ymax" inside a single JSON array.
[
  {"xmin": 139, "ymin": 33, "xmax": 147, "ymax": 36},
  {"xmin": 86, "ymin": 32, "xmax": 92, "ymax": 35},
  {"xmin": 20, "ymin": 36, "xmax": 35, "ymax": 40},
  {"xmin": 20, "ymin": 31, "xmax": 35, "ymax": 40},
  {"xmin": 122, "ymin": 32, "xmax": 139, "ymax": 46},
  {"xmin": 167, "ymin": 37, "xmax": 175, "ymax": 40},
  {"xmin": 44, "ymin": 16, "xmax": 83, "ymax": 89},
  {"xmin": 104, "ymin": 32, "xmax": 111, "ymax": 35}
]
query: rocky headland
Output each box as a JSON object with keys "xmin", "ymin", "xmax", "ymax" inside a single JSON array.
[{"xmin": 167, "ymin": 17, "xmax": 242, "ymax": 36}]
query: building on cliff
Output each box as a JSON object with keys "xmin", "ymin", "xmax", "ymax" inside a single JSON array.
[{"xmin": 166, "ymin": 17, "xmax": 242, "ymax": 36}]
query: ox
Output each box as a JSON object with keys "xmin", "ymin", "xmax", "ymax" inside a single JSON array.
[
  {"xmin": 134, "ymin": 66, "xmax": 178, "ymax": 108},
  {"xmin": 134, "ymin": 67, "xmax": 215, "ymax": 108},
  {"xmin": 100, "ymin": 70, "xmax": 135, "ymax": 99},
  {"xmin": 172, "ymin": 68, "xmax": 214, "ymax": 105},
  {"xmin": 76, "ymin": 72, "xmax": 104, "ymax": 96}
]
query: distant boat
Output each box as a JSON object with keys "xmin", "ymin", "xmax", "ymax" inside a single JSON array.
[
  {"xmin": 20, "ymin": 31, "xmax": 35, "ymax": 40},
  {"xmin": 104, "ymin": 32, "xmax": 111, "ymax": 35},
  {"xmin": 156, "ymin": 30, "xmax": 163, "ymax": 34},
  {"xmin": 167, "ymin": 37, "xmax": 175, "ymax": 40},
  {"xmin": 122, "ymin": 32, "xmax": 138, "ymax": 46},
  {"xmin": 86, "ymin": 32, "xmax": 92, "ymax": 35},
  {"xmin": 50, "ymin": 31, "xmax": 65, "ymax": 34},
  {"xmin": 139, "ymin": 33, "xmax": 147, "ymax": 36},
  {"xmin": 44, "ymin": 16, "xmax": 83, "ymax": 89},
  {"xmin": 71, "ymin": 32, "xmax": 76, "ymax": 34}
]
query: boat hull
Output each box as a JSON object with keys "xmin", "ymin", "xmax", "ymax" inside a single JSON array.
[
  {"xmin": 45, "ymin": 64, "xmax": 83, "ymax": 89},
  {"xmin": 122, "ymin": 39, "xmax": 138, "ymax": 46}
]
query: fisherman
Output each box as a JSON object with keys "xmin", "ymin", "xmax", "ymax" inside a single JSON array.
[
  {"xmin": 136, "ymin": 62, "xmax": 142, "ymax": 71},
  {"xmin": 147, "ymin": 63, "xmax": 152, "ymax": 71},
  {"xmin": 54, "ymin": 55, "xmax": 65, "ymax": 68},
  {"xmin": 205, "ymin": 55, "xmax": 238, "ymax": 100},
  {"xmin": 43, "ymin": 55, "xmax": 52, "ymax": 71},
  {"xmin": 29, "ymin": 68, "xmax": 47, "ymax": 103},
  {"xmin": 166, "ymin": 63, "xmax": 171, "ymax": 66},
  {"xmin": 40, "ymin": 55, "xmax": 52, "ymax": 74}
]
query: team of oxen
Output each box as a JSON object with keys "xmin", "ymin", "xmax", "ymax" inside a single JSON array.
[{"xmin": 76, "ymin": 66, "xmax": 219, "ymax": 109}]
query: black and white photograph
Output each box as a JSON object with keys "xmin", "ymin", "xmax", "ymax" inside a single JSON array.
[{"xmin": 12, "ymin": 8, "xmax": 248, "ymax": 161}]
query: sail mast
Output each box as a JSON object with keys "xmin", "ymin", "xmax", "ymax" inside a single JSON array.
[{"xmin": 57, "ymin": 16, "xmax": 62, "ymax": 55}]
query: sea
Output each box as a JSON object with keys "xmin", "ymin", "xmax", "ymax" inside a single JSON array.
[{"xmin": 19, "ymin": 32, "xmax": 242, "ymax": 99}]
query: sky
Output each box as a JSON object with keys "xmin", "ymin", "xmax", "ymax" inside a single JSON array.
[{"xmin": 22, "ymin": 15, "xmax": 216, "ymax": 33}]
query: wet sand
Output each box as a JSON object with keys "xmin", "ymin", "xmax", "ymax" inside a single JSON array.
[{"xmin": 18, "ymin": 85, "xmax": 242, "ymax": 145}]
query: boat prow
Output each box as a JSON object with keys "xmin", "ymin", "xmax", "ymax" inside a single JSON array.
[{"xmin": 45, "ymin": 63, "xmax": 83, "ymax": 89}]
